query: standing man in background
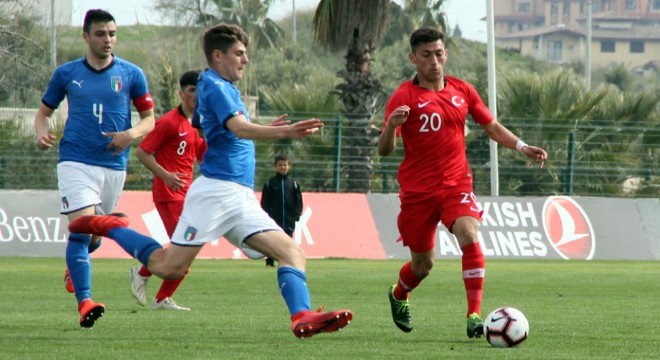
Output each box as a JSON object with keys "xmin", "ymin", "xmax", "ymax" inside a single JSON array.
[
  {"xmin": 261, "ymin": 155, "xmax": 303, "ymax": 267},
  {"xmin": 34, "ymin": 9, "xmax": 155, "ymax": 328},
  {"xmin": 129, "ymin": 70, "xmax": 206, "ymax": 311},
  {"xmin": 378, "ymin": 27, "xmax": 547, "ymax": 338}
]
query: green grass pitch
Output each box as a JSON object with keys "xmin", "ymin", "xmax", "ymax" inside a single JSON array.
[{"xmin": 1, "ymin": 258, "xmax": 658, "ymax": 359}]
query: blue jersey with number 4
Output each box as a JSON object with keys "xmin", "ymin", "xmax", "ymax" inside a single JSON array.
[{"xmin": 41, "ymin": 55, "xmax": 149, "ymax": 170}]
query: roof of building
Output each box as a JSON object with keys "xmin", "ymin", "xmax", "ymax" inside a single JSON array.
[{"xmin": 496, "ymin": 23, "xmax": 660, "ymax": 41}]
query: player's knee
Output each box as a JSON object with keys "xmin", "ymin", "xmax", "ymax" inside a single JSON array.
[
  {"xmin": 412, "ymin": 258, "xmax": 434, "ymax": 278},
  {"xmin": 277, "ymin": 243, "xmax": 306, "ymax": 269}
]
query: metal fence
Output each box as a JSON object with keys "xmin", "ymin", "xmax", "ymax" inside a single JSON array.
[{"xmin": 1, "ymin": 107, "xmax": 658, "ymax": 198}]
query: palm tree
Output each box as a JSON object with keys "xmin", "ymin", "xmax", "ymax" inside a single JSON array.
[
  {"xmin": 312, "ymin": 0, "xmax": 390, "ymax": 192},
  {"xmin": 497, "ymin": 68, "xmax": 660, "ymax": 197}
]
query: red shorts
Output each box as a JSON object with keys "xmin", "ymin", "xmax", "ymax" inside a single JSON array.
[
  {"xmin": 397, "ymin": 183, "xmax": 483, "ymax": 253},
  {"xmin": 155, "ymin": 201, "xmax": 184, "ymax": 237}
]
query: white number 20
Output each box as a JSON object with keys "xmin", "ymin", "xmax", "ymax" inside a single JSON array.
[{"xmin": 419, "ymin": 113, "xmax": 442, "ymax": 132}]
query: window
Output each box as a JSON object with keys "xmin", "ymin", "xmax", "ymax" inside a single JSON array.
[
  {"xmin": 550, "ymin": 2, "xmax": 558, "ymax": 23},
  {"xmin": 625, "ymin": 0, "xmax": 637, "ymax": 11},
  {"xmin": 652, "ymin": 0, "xmax": 660, "ymax": 10},
  {"xmin": 630, "ymin": 41, "xmax": 644, "ymax": 53},
  {"xmin": 601, "ymin": 40, "xmax": 615, "ymax": 53},
  {"xmin": 563, "ymin": 1, "xmax": 571, "ymax": 16},
  {"xmin": 548, "ymin": 40, "xmax": 563, "ymax": 61},
  {"xmin": 518, "ymin": 2, "xmax": 531, "ymax": 12}
]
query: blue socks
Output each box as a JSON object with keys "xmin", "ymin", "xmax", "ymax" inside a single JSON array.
[
  {"xmin": 107, "ymin": 227, "xmax": 163, "ymax": 266},
  {"xmin": 66, "ymin": 233, "xmax": 92, "ymax": 304},
  {"xmin": 277, "ymin": 266, "xmax": 311, "ymax": 316}
]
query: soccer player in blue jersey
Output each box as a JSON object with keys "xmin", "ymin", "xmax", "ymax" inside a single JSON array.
[
  {"xmin": 69, "ymin": 23, "xmax": 353, "ymax": 338},
  {"xmin": 34, "ymin": 9, "xmax": 155, "ymax": 328}
]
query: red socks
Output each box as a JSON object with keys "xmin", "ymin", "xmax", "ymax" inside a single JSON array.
[
  {"xmin": 461, "ymin": 242, "xmax": 485, "ymax": 317},
  {"xmin": 154, "ymin": 268, "xmax": 190, "ymax": 302},
  {"xmin": 394, "ymin": 242, "xmax": 485, "ymax": 318},
  {"xmin": 138, "ymin": 265, "xmax": 152, "ymax": 277},
  {"xmin": 393, "ymin": 261, "xmax": 421, "ymax": 300}
]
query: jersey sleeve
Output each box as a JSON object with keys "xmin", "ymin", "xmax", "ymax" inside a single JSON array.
[
  {"xmin": 465, "ymin": 83, "xmax": 494, "ymax": 125},
  {"xmin": 129, "ymin": 67, "xmax": 150, "ymax": 101},
  {"xmin": 196, "ymin": 138, "xmax": 207, "ymax": 162},
  {"xmin": 138, "ymin": 116, "xmax": 173, "ymax": 153},
  {"xmin": 41, "ymin": 67, "xmax": 67, "ymax": 110},
  {"xmin": 209, "ymin": 85, "xmax": 244, "ymax": 127}
]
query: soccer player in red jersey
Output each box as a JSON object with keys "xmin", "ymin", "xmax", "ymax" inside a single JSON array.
[
  {"xmin": 129, "ymin": 70, "xmax": 206, "ymax": 310},
  {"xmin": 378, "ymin": 28, "xmax": 547, "ymax": 338}
]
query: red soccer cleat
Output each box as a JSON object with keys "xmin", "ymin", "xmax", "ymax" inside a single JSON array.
[
  {"xmin": 78, "ymin": 299, "xmax": 105, "ymax": 329},
  {"xmin": 291, "ymin": 307, "xmax": 353, "ymax": 338},
  {"xmin": 64, "ymin": 268, "xmax": 74, "ymax": 293},
  {"xmin": 68, "ymin": 213, "xmax": 129, "ymax": 237}
]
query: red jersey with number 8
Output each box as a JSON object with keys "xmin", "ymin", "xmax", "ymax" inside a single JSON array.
[{"xmin": 139, "ymin": 106, "xmax": 206, "ymax": 202}]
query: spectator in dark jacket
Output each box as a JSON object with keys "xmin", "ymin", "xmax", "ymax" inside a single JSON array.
[{"xmin": 260, "ymin": 155, "xmax": 303, "ymax": 267}]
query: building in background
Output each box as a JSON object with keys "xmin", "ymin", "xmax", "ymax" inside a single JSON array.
[{"xmin": 493, "ymin": 0, "xmax": 660, "ymax": 69}]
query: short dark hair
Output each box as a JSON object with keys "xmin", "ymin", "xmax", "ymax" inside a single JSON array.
[
  {"xmin": 410, "ymin": 28, "xmax": 445, "ymax": 52},
  {"xmin": 203, "ymin": 24, "xmax": 249, "ymax": 65},
  {"xmin": 179, "ymin": 70, "xmax": 201, "ymax": 89},
  {"xmin": 83, "ymin": 9, "xmax": 115, "ymax": 34},
  {"xmin": 274, "ymin": 154, "xmax": 290, "ymax": 165}
]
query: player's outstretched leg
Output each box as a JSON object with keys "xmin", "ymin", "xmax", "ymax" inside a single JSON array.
[
  {"xmin": 78, "ymin": 299, "xmax": 105, "ymax": 329},
  {"xmin": 388, "ymin": 284, "xmax": 413, "ymax": 332},
  {"xmin": 291, "ymin": 308, "xmax": 353, "ymax": 338},
  {"xmin": 466, "ymin": 313, "xmax": 484, "ymax": 338},
  {"xmin": 68, "ymin": 213, "xmax": 129, "ymax": 237}
]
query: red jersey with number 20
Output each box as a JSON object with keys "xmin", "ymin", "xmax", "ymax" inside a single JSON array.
[
  {"xmin": 139, "ymin": 105, "xmax": 206, "ymax": 202},
  {"xmin": 384, "ymin": 75, "xmax": 494, "ymax": 194}
]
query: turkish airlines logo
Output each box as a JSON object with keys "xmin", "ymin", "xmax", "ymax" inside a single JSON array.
[{"xmin": 542, "ymin": 196, "xmax": 595, "ymax": 260}]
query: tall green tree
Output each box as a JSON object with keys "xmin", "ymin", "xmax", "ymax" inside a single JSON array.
[{"xmin": 313, "ymin": 0, "xmax": 390, "ymax": 192}]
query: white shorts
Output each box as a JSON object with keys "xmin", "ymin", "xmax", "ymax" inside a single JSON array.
[
  {"xmin": 57, "ymin": 161, "xmax": 126, "ymax": 215},
  {"xmin": 171, "ymin": 176, "xmax": 281, "ymax": 259}
]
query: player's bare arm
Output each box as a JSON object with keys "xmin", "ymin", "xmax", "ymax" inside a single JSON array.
[
  {"xmin": 481, "ymin": 120, "xmax": 548, "ymax": 168},
  {"xmin": 227, "ymin": 114, "xmax": 323, "ymax": 140},
  {"xmin": 104, "ymin": 108, "xmax": 155, "ymax": 155},
  {"xmin": 135, "ymin": 147, "xmax": 187, "ymax": 191},
  {"xmin": 34, "ymin": 104, "xmax": 57, "ymax": 150},
  {"xmin": 378, "ymin": 105, "xmax": 410, "ymax": 156}
]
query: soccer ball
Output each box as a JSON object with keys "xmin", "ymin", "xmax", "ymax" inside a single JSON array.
[{"xmin": 484, "ymin": 307, "xmax": 529, "ymax": 348}]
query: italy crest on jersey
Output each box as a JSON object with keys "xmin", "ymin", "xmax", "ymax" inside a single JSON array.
[{"xmin": 111, "ymin": 76, "xmax": 123, "ymax": 92}]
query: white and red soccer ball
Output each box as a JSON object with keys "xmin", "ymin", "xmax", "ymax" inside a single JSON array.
[{"xmin": 484, "ymin": 307, "xmax": 529, "ymax": 348}]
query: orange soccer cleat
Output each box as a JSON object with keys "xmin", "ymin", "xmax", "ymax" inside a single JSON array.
[
  {"xmin": 291, "ymin": 307, "xmax": 353, "ymax": 339},
  {"xmin": 68, "ymin": 213, "xmax": 129, "ymax": 237},
  {"xmin": 63, "ymin": 268, "xmax": 74, "ymax": 293},
  {"xmin": 78, "ymin": 299, "xmax": 105, "ymax": 329}
]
